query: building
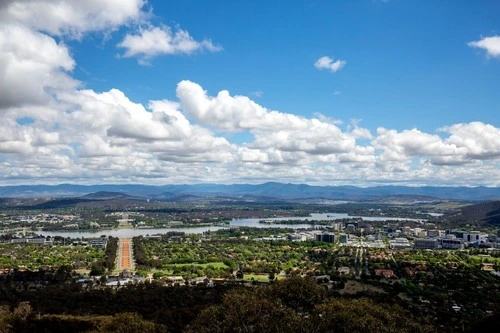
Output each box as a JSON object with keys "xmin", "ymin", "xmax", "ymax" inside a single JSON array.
[
  {"xmin": 346, "ymin": 224, "xmax": 356, "ymax": 232},
  {"xmin": 10, "ymin": 237, "xmax": 51, "ymax": 245},
  {"xmin": 402, "ymin": 226, "xmax": 411, "ymax": 235},
  {"xmin": 440, "ymin": 238, "xmax": 464, "ymax": 250},
  {"xmin": 315, "ymin": 233, "xmax": 336, "ymax": 243},
  {"xmin": 417, "ymin": 230, "xmax": 428, "ymax": 238},
  {"xmin": 90, "ymin": 238, "xmax": 107, "ymax": 249},
  {"xmin": 339, "ymin": 234, "xmax": 349, "ymax": 244},
  {"xmin": 445, "ymin": 230, "xmax": 486, "ymax": 243},
  {"xmin": 331, "ymin": 222, "xmax": 342, "ymax": 231},
  {"xmin": 289, "ymin": 233, "xmax": 307, "ymax": 242},
  {"xmin": 414, "ymin": 238, "xmax": 438, "ymax": 249},
  {"xmin": 389, "ymin": 238, "xmax": 411, "ymax": 249},
  {"xmin": 427, "ymin": 230, "xmax": 443, "ymax": 238}
]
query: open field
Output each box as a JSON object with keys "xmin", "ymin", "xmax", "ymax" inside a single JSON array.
[{"xmin": 242, "ymin": 274, "xmax": 270, "ymax": 282}]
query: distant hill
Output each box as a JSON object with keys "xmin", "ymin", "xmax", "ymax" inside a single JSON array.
[
  {"xmin": 452, "ymin": 201, "xmax": 500, "ymax": 225},
  {"xmin": 0, "ymin": 183, "xmax": 500, "ymax": 201},
  {"xmin": 81, "ymin": 191, "xmax": 135, "ymax": 200}
]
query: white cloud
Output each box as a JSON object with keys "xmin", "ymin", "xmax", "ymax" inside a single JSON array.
[
  {"xmin": 0, "ymin": 23, "xmax": 77, "ymax": 108},
  {"xmin": 373, "ymin": 128, "xmax": 461, "ymax": 160},
  {"xmin": 314, "ymin": 56, "xmax": 346, "ymax": 73},
  {"xmin": 177, "ymin": 80, "xmax": 308, "ymax": 132},
  {"xmin": 468, "ymin": 35, "xmax": 500, "ymax": 58},
  {"xmin": 442, "ymin": 122, "xmax": 500, "ymax": 159},
  {"xmin": 1, "ymin": 1, "xmax": 500, "ymax": 186},
  {"xmin": 0, "ymin": 0, "xmax": 146, "ymax": 38},
  {"xmin": 313, "ymin": 113, "xmax": 343, "ymax": 125},
  {"xmin": 118, "ymin": 25, "xmax": 222, "ymax": 64},
  {"xmin": 176, "ymin": 81, "xmax": 357, "ymax": 156},
  {"xmin": 372, "ymin": 122, "xmax": 500, "ymax": 167}
]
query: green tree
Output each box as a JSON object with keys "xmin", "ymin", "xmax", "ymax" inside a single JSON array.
[{"xmin": 98, "ymin": 312, "xmax": 162, "ymax": 332}]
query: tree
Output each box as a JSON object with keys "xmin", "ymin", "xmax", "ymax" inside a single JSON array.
[
  {"xmin": 314, "ymin": 298, "xmax": 434, "ymax": 333},
  {"xmin": 89, "ymin": 263, "xmax": 105, "ymax": 276},
  {"xmin": 269, "ymin": 276, "xmax": 326, "ymax": 313},
  {"xmin": 98, "ymin": 312, "xmax": 161, "ymax": 332},
  {"xmin": 187, "ymin": 288, "xmax": 301, "ymax": 333}
]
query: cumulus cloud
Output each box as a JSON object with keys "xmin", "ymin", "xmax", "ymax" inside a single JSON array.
[
  {"xmin": 1, "ymin": 1, "xmax": 500, "ymax": 186},
  {"xmin": 442, "ymin": 122, "xmax": 500, "ymax": 159},
  {"xmin": 0, "ymin": 0, "xmax": 146, "ymax": 38},
  {"xmin": 118, "ymin": 25, "xmax": 222, "ymax": 64},
  {"xmin": 0, "ymin": 24, "xmax": 77, "ymax": 108},
  {"xmin": 176, "ymin": 81, "xmax": 358, "ymax": 156},
  {"xmin": 373, "ymin": 128, "xmax": 461, "ymax": 161},
  {"xmin": 177, "ymin": 80, "xmax": 308, "ymax": 132},
  {"xmin": 372, "ymin": 122, "xmax": 500, "ymax": 167},
  {"xmin": 314, "ymin": 56, "xmax": 346, "ymax": 73},
  {"xmin": 468, "ymin": 35, "xmax": 500, "ymax": 58}
]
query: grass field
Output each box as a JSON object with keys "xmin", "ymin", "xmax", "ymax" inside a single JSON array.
[
  {"xmin": 242, "ymin": 273, "xmax": 270, "ymax": 282},
  {"xmin": 468, "ymin": 255, "xmax": 500, "ymax": 263}
]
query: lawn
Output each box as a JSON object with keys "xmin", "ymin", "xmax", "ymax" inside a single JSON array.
[
  {"xmin": 468, "ymin": 255, "xmax": 500, "ymax": 263},
  {"xmin": 242, "ymin": 273, "xmax": 270, "ymax": 282}
]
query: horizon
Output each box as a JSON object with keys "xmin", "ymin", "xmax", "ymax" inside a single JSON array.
[
  {"xmin": 1, "ymin": 0, "xmax": 499, "ymax": 186},
  {"xmin": 0, "ymin": 181, "xmax": 498, "ymax": 189}
]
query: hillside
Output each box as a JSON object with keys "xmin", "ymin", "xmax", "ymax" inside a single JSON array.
[
  {"xmin": 451, "ymin": 201, "xmax": 500, "ymax": 225},
  {"xmin": 81, "ymin": 191, "xmax": 135, "ymax": 200}
]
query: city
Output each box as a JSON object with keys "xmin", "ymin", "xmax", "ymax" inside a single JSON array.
[{"xmin": 1, "ymin": 0, "xmax": 499, "ymax": 332}]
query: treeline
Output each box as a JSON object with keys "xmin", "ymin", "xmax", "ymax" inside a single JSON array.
[
  {"xmin": 103, "ymin": 237, "xmax": 118, "ymax": 271},
  {"xmin": 0, "ymin": 277, "xmax": 498, "ymax": 332},
  {"xmin": 0, "ymin": 265, "xmax": 74, "ymax": 286},
  {"xmin": 0, "ymin": 302, "xmax": 164, "ymax": 332},
  {"xmin": 188, "ymin": 277, "xmax": 433, "ymax": 333},
  {"xmin": 89, "ymin": 237, "xmax": 118, "ymax": 275},
  {"xmin": 132, "ymin": 236, "xmax": 151, "ymax": 269},
  {"xmin": 0, "ymin": 281, "xmax": 227, "ymax": 332},
  {"xmin": 212, "ymin": 226, "xmax": 295, "ymax": 238}
]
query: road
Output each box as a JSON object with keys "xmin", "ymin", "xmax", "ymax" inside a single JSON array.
[{"xmin": 117, "ymin": 238, "xmax": 134, "ymax": 271}]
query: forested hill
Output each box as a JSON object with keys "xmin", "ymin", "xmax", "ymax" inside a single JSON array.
[
  {"xmin": 1, "ymin": 183, "xmax": 500, "ymax": 200},
  {"xmin": 454, "ymin": 201, "xmax": 500, "ymax": 225}
]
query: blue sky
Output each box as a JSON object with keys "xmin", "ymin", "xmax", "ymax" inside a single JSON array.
[
  {"xmin": 0, "ymin": 0, "xmax": 500, "ymax": 186},
  {"xmin": 71, "ymin": 0, "xmax": 500, "ymax": 132}
]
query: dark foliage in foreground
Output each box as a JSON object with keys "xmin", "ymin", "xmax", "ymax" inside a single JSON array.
[
  {"xmin": 0, "ymin": 276, "xmax": 497, "ymax": 332},
  {"xmin": 187, "ymin": 277, "xmax": 434, "ymax": 333}
]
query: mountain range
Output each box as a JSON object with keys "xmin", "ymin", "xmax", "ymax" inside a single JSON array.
[{"xmin": 1, "ymin": 182, "xmax": 500, "ymax": 201}]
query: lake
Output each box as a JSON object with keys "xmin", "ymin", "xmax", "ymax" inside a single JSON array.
[{"xmin": 36, "ymin": 212, "xmax": 426, "ymax": 238}]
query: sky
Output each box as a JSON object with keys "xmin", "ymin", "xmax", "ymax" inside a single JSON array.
[{"xmin": 0, "ymin": 0, "xmax": 500, "ymax": 187}]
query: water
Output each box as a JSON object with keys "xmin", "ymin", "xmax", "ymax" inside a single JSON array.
[
  {"xmin": 36, "ymin": 212, "xmax": 426, "ymax": 238},
  {"xmin": 37, "ymin": 226, "xmax": 225, "ymax": 238}
]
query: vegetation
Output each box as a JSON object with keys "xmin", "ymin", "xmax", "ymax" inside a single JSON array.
[
  {"xmin": 0, "ymin": 277, "xmax": 444, "ymax": 333},
  {"xmin": 132, "ymin": 235, "xmax": 340, "ymax": 278},
  {"xmin": 0, "ymin": 243, "xmax": 105, "ymax": 271},
  {"xmin": 1, "ymin": 198, "xmax": 500, "ymax": 332}
]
